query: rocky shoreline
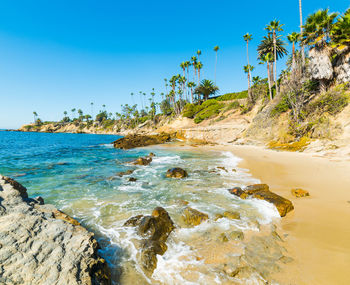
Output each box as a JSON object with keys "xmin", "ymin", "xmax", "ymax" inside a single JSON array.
[{"xmin": 0, "ymin": 175, "xmax": 111, "ymax": 285}]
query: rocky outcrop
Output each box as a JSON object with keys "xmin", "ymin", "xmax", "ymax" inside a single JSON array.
[
  {"xmin": 166, "ymin": 168, "xmax": 188, "ymax": 178},
  {"xmin": 181, "ymin": 207, "xmax": 209, "ymax": 226},
  {"xmin": 0, "ymin": 175, "xmax": 110, "ymax": 285},
  {"xmin": 228, "ymin": 184, "xmax": 294, "ymax": 217},
  {"xmin": 308, "ymin": 47, "xmax": 334, "ymax": 83},
  {"xmin": 334, "ymin": 49, "xmax": 350, "ymax": 84},
  {"xmin": 113, "ymin": 133, "xmax": 171, "ymax": 149},
  {"xmin": 123, "ymin": 207, "xmax": 175, "ymax": 274},
  {"xmin": 291, "ymin": 188, "xmax": 310, "ymax": 198}
]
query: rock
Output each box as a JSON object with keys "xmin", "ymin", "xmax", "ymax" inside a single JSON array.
[
  {"xmin": 166, "ymin": 168, "xmax": 188, "ymax": 178},
  {"xmin": 113, "ymin": 133, "xmax": 171, "ymax": 149},
  {"xmin": 218, "ymin": 233, "xmax": 229, "ymax": 242},
  {"xmin": 228, "ymin": 230, "xmax": 244, "ymax": 241},
  {"xmin": 181, "ymin": 207, "xmax": 209, "ymax": 227},
  {"xmin": 217, "ymin": 166, "xmax": 228, "ymax": 172},
  {"xmin": 214, "ymin": 213, "xmax": 224, "ymax": 221},
  {"xmin": 148, "ymin": 152, "xmax": 156, "ymax": 157},
  {"xmin": 223, "ymin": 211, "xmax": 240, "ymax": 220},
  {"xmin": 291, "ymin": 188, "xmax": 310, "ymax": 198},
  {"xmin": 133, "ymin": 157, "xmax": 152, "ymax": 166},
  {"xmin": 228, "ymin": 187, "xmax": 248, "ymax": 199},
  {"xmin": 244, "ymin": 184, "xmax": 270, "ymax": 194},
  {"xmin": 128, "ymin": 177, "xmax": 137, "ymax": 182},
  {"xmin": 228, "ymin": 184, "xmax": 294, "ymax": 217},
  {"xmin": 124, "ymin": 207, "xmax": 175, "ymax": 274},
  {"xmin": 0, "ymin": 175, "xmax": 110, "ymax": 285},
  {"xmin": 117, "ymin": 169, "xmax": 134, "ymax": 177},
  {"xmin": 308, "ymin": 47, "xmax": 333, "ymax": 82},
  {"xmin": 334, "ymin": 48, "xmax": 350, "ymax": 84}
]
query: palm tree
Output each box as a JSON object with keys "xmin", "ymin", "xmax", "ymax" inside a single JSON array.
[
  {"xmin": 197, "ymin": 50, "xmax": 202, "ymax": 62},
  {"xmin": 213, "ymin": 46, "xmax": 219, "ymax": 83},
  {"xmin": 265, "ymin": 20, "xmax": 284, "ymax": 95},
  {"xmin": 257, "ymin": 34, "xmax": 288, "ymax": 82},
  {"xmin": 139, "ymin": 91, "xmax": 144, "ymax": 109},
  {"xmin": 130, "ymin": 92, "xmax": 134, "ymax": 104},
  {"xmin": 164, "ymin": 78, "xmax": 168, "ymax": 93},
  {"xmin": 196, "ymin": 62, "xmax": 203, "ymax": 85},
  {"xmin": 63, "ymin": 111, "xmax": 68, "ymax": 121},
  {"xmin": 90, "ymin": 102, "xmax": 94, "ymax": 119},
  {"xmin": 71, "ymin": 108, "xmax": 76, "ymax": 119},
  {"xmin": 331, "ymin": 8, "xmax": 350, "ymax": 47},
  {"xmin": 194, "ymin": 79, "xmax": 219, "ymax": 101},
  {"xmin": 187, "ymin": 82, "xmax": 196, "ymax": 103},
  {"xmin": 243, "ymin": 33, "xmax": 253, "ymax": 87},
  {"xmin": 287, "ymin": 32, "xmax": 300, "ymax": 69},
  {"xmin": 184, "ymin": 61, "xmax": 191, "ymax": 98},
  {"xmin": 331, "ymin": 8, "xmax": 350, "ymax": 48},
  {"xmin": 33, "ymin": 111, "xmax": 38, "ymax": 123},
  {"xmin": 299, "ymin": 0, "xmax": 305, "ymax": 64},
  {"xmin": 259, "ymin": 53, "xmax": 274, "ymax": 100},
  {"xmin": 243, "ymin": 65, "xmax": 255, "ymax": 102},
  {"xmin": 191, "ymin": 56, "xmax": 197, "ymax": 82},
  {"xmin": 252, "ymin": 76, "xmax": 262, "ymax": 86},
  {"xmin": 302, "ymin": 9, "xmax": 338, "ymax": 47}
]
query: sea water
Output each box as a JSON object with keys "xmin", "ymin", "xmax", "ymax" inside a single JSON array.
[{"xmin": 0, "ymin": 131, "xmax": 281, "ymax": 284}]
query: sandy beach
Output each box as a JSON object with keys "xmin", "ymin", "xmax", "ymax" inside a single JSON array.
[{"xmin": 208, "ymin": 144, "xmax": 350, "ymax": 285}]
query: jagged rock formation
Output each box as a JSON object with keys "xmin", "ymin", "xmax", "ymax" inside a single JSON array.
[
  {"xmin": 334, "ymin": 49, "xmax": 350, "ymax": 84},
  {"xmin": 0, "ymin": 176, "xmax": 111, "ymax": 285},
  {"xmin": 113, "ymin": 133, "xmax": 172, "ymax": 149}
]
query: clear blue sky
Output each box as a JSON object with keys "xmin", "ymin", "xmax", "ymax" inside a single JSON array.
[{"xmin": 0, "ymin": 0, "xmax": 348, "ymax": 128}]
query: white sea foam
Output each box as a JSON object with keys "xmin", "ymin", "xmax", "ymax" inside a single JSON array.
[
  {"xmin": 152, "ymin": 155, "xmax": 183, "ymax": 165},
  {"xmin": 247, "ymin": 198, "xmax": 280, "ymax": 224}
]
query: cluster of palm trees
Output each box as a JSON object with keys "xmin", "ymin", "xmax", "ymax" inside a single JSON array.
[{"xmin": 243, "ymin": 3, "xmax": 350, "ymax": 102}]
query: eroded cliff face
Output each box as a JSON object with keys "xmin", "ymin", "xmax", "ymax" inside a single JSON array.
[
  {"xmin": 308, "ymin": 47, "xmax": 334, "ymax": 82},
  {"xmin": 0, "ymin": 176, "xmax": 111, "ymax": 285},
  {"xmin": 334, "ymin": 49, "xmax": 350, "ymax": 84}
]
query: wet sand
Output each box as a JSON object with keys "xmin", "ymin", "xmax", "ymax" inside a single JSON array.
[{"xmin": 210, "ymin": 145, "xmax": 350, "ymax": 285}]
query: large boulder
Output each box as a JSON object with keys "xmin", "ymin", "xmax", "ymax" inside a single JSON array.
[
  {"xmin": 0, "ymin": 175, "xmax": 111, "ymax": 285},
  {"xmin": 228, "ymin": 184, "xmax": 294, "ymax": 217},
  {"xmin": 181, "ymin": 207, "xmax": 209, "ymax": 227},
  {"xmin": 308, "ymin": 47, "xmax": 333, "ymax": 82},
  {"xmin": 124, "ymin": 207, "xmax": 175, "ymax": 274},
  {"xmin": 334, "ymin": 49, "xmax": 350, "ymax": 84},
  {"xmin": 113, "ymin": 133, "xmax": 171, "ymax": 149},
  {"xmin": 166, "ymin": 168, "xmax": 188, "ymax": 178}
]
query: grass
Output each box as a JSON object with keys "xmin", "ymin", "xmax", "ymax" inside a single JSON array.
[
  {"xmin": 216, "ymin": 90, "xmax": 248, "ymax": 101},
  {"xmin": 268, "ymin": 137, "xmax": 310, "ymax": 152}
]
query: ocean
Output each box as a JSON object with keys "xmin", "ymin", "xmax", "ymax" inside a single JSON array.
[{"xmin": 0, "ymin": 131, "xmax": 281, "ymax": 284}]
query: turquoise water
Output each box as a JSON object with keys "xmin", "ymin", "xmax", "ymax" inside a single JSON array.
[{"xmin": 0, "ymin": 131, "xmax": 281, "ymax": 284}]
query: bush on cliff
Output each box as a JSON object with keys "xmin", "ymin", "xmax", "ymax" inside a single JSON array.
[{"xmin": 216, "ymin": 90, "xmax": 248, "ymax": 101}]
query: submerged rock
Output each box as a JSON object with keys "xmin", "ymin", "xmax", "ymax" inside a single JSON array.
[
  {"xmin": 291, "ymin": 188, "xmax": 310, "ymax": 198},
  {"xmin": 0, "ymin": 175, "xmax": 111, "ymax": 285},
  {"xmin": 223, "ymin": 211, "xmax": 240, "ymax": 220},
  {"xmin": 133, "ymin": 156, "xmax": 152, "ymax": 166},
  {"xmin": 113, "ymin": 133, "xmax": 171, "ymax": 149},
  {"xmin": 228, "ymin": 184, "xmax": 294, "ymax": 217},
  {"xmin": 128, "ymin": 177, "xmax": 137, "ymax": 182},
  {"xmin": 116, "ymin": 169, "xmax": 134, "ymax": 177},
  {"xmin": 124, "ymin": 207, "xmax": 175, "ymax": 274},
  {"xmin": 181, "ymin": 207, "xmax": 209, "ymax": 227},
  {"xmin": 166, "ymin": 168, "xmax": 188, "ymax": 178}
]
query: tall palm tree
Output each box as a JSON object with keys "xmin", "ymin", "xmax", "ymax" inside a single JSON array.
[
  {"xmin": 265, "ymin": 20, "xmax": 284, "ymax": 95},
  {"xmin": 184, "ymin": 61, "xmax": 191, "ymax": 97},
  {"xmin": 130, "ymin": 92, "xmax": 135, "ymax": 104},
  {"xmin": 287, "ymin": 32, "xmax": 300, "ymax": 69},
  {"xmin": 213, "ymin": 45, "xmax": 219, "ymax": 83},
  {"xmin": 196, "ymin": 62, "xmax": 203, "ymax": 85},
  {"xmin": 33, "ymin": 111, "xmax": 38, "ymax": 123},
  {"xmin": 194, "ymin": 79, "xmax": 219, "ymax": 101},
  {"xmin": 243, "ymin": 33, "xmax": 253, "ymax": 87},
  {"xmin": 90, "ymin": 102, "xmax": 94, "ymax": 119},
  {"xmin": 164, "ymin": 78, "xmax": 168, "ymax": 93},
  {"xmin": 243, "ymin": 65, "xmax": 255, "ymax": 102},
  {"xmin": 331, "ymin": 8, "xmax": 350, "ymax": 48},
  {"xmin": 197, "ymin": 50, "xmax": 202, "ymax": 62},
  {"xmin": 301, "ymin": 9, "xmax": 338, "ymax": 47},
  {"xmin": 139, "ymin": 91, "xmax": 144, "ymax": 109},
  {"xmin": 191, "ymin": 56, "xmax": 197, "ymax": 82},
  {"xmin": 187, "ymin": 82, "xmax": 196, "ymax": 103},
  {"xmin": 299, "ymin": 0, "xmax": 305, "ymax": 64},
  {"xmin": 257, "ymin": 34, "xmax": 288, "ymax": 82},
  {"xmin": 71, "ymin": 108, "xmax": 76, "ymax": 119},
  {"xmin": 259, "ymin": 53, "xmax": 274, "ymax": 100}
]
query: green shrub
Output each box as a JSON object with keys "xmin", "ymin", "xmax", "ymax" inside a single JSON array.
[
  {"xmin": 307, "ymin": 88, "xmax": 349, "ymax": 116},
  {"xmin": 182, "ymin": 103, "xmax": 196, "ymax": 118},
  {"xmin": 225, "ymin": 100, "xmax": 241, "ymax": 111},
  {"xmin": 271, "ymin": 94, "xmax": 291, "ymax": 116},
  {"xmin": 216, "ymin": 90, "xmax": 248, "ymax": 101},
  {"xmin": 194, "ymin": 103, "xmax": 224, "ymax": 124}
]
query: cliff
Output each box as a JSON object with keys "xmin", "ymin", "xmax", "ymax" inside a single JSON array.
[{"xmin": 0, "ymin": 176, "xmax": 110, "ymax": 285}]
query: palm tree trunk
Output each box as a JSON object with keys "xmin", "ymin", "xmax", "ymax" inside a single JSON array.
[
  {"xmin": 267, "ymin": 63, "xmax": 272, "ymax": 100},
  {"xmin": 187, "ymin": 67, "xmax": 190, "ymax": 99},
  {"xmin": 273, "ymin": 31, "xmax": 278, "ymax": 96},
  {"xmin": 247, "ymin": 74, "xmax": 252, "ymax": 102},
  {"xmin": 292, "ymin": 42, "xmax": 296, "ymax": 70},
  {"xmin": 215, "ymin": 51, "xmax": 218, "ymax": 83},
  {"xmin": 198, "ymin": 69, "xmax": 201, "ymax": 84},
  {"xmin": 246, "ymin": 42, "xmax": 251, "ymax": 87},
  {"xmin": 299, "ymin": 0, "xmax": 305, "ymax": 66},
  {"xmin": 191, "ymin": 88, "xmax": 194, "ymax": 103}
]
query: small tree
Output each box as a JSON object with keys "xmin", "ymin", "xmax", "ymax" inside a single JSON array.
[{"xmin": 194, "ymin": 79, "xmax": 219, "ymax": 101}]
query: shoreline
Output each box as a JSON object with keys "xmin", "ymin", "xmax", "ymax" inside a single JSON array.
[{"xmin": 203, "ymin": 144, "xmax": 350, "ymax": 285}]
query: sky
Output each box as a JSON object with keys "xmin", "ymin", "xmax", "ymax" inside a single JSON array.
[{"xmin": 0, "ymin": 0, "xmax": 348, "ymax": 128}]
